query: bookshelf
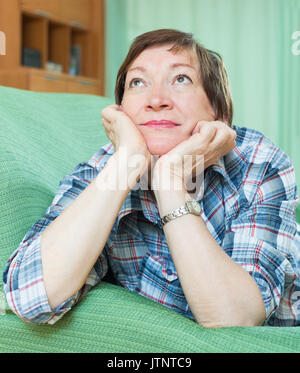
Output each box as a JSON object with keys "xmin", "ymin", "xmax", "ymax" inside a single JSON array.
[{"xmin": 0, "ymin": 0, "xmax": 105, "ymax": 95}]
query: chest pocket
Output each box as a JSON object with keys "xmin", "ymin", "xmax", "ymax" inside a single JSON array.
[
  {"xmin": 146, "ymin": 254, "xmax": 178, "ymax": 282},
  {"xmin": 137, "ymin": 253, "xmax": 189, "ymax": 313}
]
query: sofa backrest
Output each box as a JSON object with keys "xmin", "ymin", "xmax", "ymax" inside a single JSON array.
[{"xmin": 0, "ymin": 86, "xmax": 113, "ymax": 276}]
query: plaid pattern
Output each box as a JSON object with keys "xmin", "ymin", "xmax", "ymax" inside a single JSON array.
[{"xmin": 3, "ymin": 125, "xmax": 300, "ymax": 326}]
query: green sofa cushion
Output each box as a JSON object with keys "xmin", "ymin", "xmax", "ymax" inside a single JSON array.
[
  {"xmin": 2, "ymin": 281, "xmax": 300, "ymax": 353},
  {"xmin": 0, "ymin": 86, "xmax": 300, "ymax": 353},
  {"xmin": 0, "ymin": 87, "xmax": 112, "ymax": 276}
]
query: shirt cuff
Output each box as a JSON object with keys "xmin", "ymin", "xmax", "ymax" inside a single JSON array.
[{"xmin": 3, "ymin": 233, "xmax": 79, "ymax": 324}]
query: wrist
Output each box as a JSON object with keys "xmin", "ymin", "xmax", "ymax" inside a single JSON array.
[
  {"xmin": 95, "ymin": 151, "xmax": 148, "ymax": 192},
  {"xmin": 152, "ymin": 162, "xmax": 185, "ymax": 190},
  {"xmin": 117, "ymin": 149, "xmax": 150, "ymax": 190},
  {"xmin": 154, "ymin": 187, "xmax": 190, "ymax": 217}
]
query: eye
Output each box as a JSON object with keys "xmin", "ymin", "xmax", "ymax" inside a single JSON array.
[
  {"xmin": 129, "ymin": 78, "xmax": 145, "ymax": 88},
  {"xmin": 175, "ymin": 74, "xmax": 192, "ymax": 84}
]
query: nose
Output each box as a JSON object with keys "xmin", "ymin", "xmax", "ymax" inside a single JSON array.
[{"xmin": 145, "ymin": 84, "xmax": 173, "ymax": 112}]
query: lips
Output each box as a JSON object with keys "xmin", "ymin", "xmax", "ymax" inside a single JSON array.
[{"xmin": 141, "ymin": 120, "xmax": 180, "ymax": 128}]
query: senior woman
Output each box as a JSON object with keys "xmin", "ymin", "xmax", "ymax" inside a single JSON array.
[{"xmin": 3, "ymin": 29, "xmax": 300, "ymax": 327}]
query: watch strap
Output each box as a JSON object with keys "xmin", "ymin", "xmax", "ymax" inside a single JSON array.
[
  {"xmin": 160, "ymin": 200, "xmax": 201, "ymax": 226},
  {"xmin": 160, "ymin": 204, "xmax": 190, "ymax": 226}
]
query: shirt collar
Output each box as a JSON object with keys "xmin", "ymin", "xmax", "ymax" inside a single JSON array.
[
  {"xmin": 209, "ymin": 156, "xmax": 227, "ymax": 177},
  {"xmin": 206, "ymin": 153, "xmax": 238, "ymax": 194}
]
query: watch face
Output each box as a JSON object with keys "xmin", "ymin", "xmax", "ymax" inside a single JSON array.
[{"xmin": 188, "ymin": 200, "xmax": 201, "ymax": 215}]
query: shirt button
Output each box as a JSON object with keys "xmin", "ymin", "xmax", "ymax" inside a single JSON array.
[{"xmin": 167, "ymin": 269, "xmax": 173, "ymax": 276}]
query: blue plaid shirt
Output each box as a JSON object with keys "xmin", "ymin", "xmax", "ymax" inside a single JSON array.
[{"xmin": 3, "ymin": 125, "xmax": 300, "ymax": 326}]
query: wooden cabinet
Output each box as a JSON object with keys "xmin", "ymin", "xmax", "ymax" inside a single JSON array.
[
  {"xmin": 0, "ymin": 0, "xmax": 104, "ymax": 95},
  {"xmin": 0, "ymin": 68, "xmax": 101, "ymax": 95},
  {"xmin": 21, "ymin": 0, "xmax": 62, "ymax": 21},
  {"xmin": 48, "ymin": 23, "xmax": 71, "ymax": 74},
  {"xmin": 67, "ymin": 78, "xmax": 100, "ymax": 95},
  {"xmin": 22, "ymin": 14, "xmax": 48, "ymax": 68},
  {"xmin": 61, "ymin": 0, "xmax": 92, "ymax": 29},
  {"xmin": 22, "ymin": 0, "xmax": 93, "ymax": 28},
  {"xmin": 28, "ymin": 70, "xmax": 68, "ymax": 92}
]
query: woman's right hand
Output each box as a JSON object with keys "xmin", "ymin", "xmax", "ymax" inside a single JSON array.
[
  {"xmin": 101, "ymin": 104, "xmax": 149, "ymax": 156},
  {"xmin": 101, "ymin": 104, "xmax": 152, "ymax": 183}
]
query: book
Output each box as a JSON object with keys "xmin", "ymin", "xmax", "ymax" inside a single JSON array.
[
  {"xmin": 22, "ymin": 47, "xmax": 41, "ymax": 68},
  {"xmin": 69, "ymin": 45, "xmax": 81, "ymax": 75},
  {"xmin": 46, "ymin": 61, "xmax": 63, "ymax": 73}
]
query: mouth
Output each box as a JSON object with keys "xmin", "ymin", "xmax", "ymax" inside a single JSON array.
[{"xmin": 140, "ymin": 120, "xmax": 181, "ymax": 129}]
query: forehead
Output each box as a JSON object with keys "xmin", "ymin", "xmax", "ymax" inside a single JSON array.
[{"xmin": 128, "ymin": 44, "xmax": 198, "ymax": 71}]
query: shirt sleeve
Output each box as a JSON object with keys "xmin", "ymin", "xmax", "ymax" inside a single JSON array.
[
  {"xmin": 223, "ymin": 148, "xmax": 299, "ymax": 325},
  {"xmin": 2, "ymin": 146, "xmax": 112, "ymax": 324}
]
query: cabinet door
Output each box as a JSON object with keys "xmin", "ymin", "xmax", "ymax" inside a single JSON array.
[
  {"xmin": 0, "ymin": 70, "xmax": 28, "ymax": 90},
  {"xmin": 29, "ymin": 71, "xmax": 67, "ymax": 92},
  {"xmin": 61, "ymin": 0, "xmax": 92, "ymax": 29},
  {"xmin": 67, "ymin": 79, "xmax": 100, "ymax": 95},
  {"xmin": 21, "ymin": 0, "xmax": 62, "ymax": 20}
]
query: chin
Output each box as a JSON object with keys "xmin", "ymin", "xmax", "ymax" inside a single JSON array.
[{"xmin": 145, "ymin": 138, "xmax": 179, "ymax": 156}]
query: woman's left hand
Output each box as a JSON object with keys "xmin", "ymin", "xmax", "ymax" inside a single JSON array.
[{"xmin": 152, "ymin": 120, "xmax": 236, "ymax": 191}]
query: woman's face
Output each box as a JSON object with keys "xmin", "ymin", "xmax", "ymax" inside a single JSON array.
[{"xmin": 121, "ymin": 44, "xmax": 216, "ymax": 156}]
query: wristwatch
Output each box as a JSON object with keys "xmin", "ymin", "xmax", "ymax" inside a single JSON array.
[{"xmin": 160, "ymin": 200, "xmax": 202, "ymax": 226}]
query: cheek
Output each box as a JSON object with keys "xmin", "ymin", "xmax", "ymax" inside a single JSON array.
[
  {"xmin": 121, "ymin": 94, "xmax": 144, "ymax": 122},
  {"xmin": 181, "ymin": 91, "xmax": 215, "ymax": 121},
  {"xmin": 197, "ymin": 95, "xmax": 215, "ymax": 119},
  {"xmin": 121, "ymin": 101, "xmax": 135, "ymax": 119}
]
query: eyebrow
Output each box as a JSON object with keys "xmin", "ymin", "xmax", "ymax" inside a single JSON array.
[
  {"xmin": 127, "ymin": 63, "xmax": 196, "ymax": 74},
  {"xmin": 127, "ymin": 66, "xmax": 146, "ymax": 73},
  {"xmin": 171, "ymin": 63, "xmax": 196, "ymax": 71}
]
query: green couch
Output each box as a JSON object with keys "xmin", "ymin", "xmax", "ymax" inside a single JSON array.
[{"xmin": 1, "ymin": 86, "xmax": 300, "ymax": 354}]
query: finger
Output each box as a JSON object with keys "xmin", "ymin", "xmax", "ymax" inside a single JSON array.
[
  {"xmin": 203, "ymin": 126, "xmax": 236, "ymax": 168},
  {"xmin": 192, "ymin": 122, "xmax": 217, "ymax": 144},
  {"xmin": 102, "ymin": 119, "xmax": 114, "ymax": 139},
  {"xmin": 101, "ymin": 118, "xmax": 111, "ymax": 131},
  {"xmin": 192, "ymin": 120, "xmax": 218, "ymax": 134},
  {"xmin": 191, "ymin": 120, "xmax": 207, "ymax": 135},
  {"xmin": 209, "ymin": 124, "xmax": 236, "ymax": 150},
  {"xmin": 101, "ymin": 104, "xmax": 122, "ymax": 121}
]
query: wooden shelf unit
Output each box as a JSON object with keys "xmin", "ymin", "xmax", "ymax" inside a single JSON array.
[{"xmin": 0, "ymin": 0, "xmax": 105, "ymax": 95}]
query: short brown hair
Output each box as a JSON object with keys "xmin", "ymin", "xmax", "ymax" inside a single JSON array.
[{"xmin": 115, "ymin": 29, "xmax": 233, "ymax": 126}]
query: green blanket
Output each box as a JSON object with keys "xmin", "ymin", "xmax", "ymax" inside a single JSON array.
[{"xmin": 0, "ymin": 86, "xmax": 299, "ymax": 353}]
